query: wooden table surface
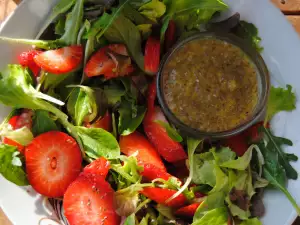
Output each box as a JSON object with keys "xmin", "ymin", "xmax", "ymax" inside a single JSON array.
[{"xmin": 0, "ymin": 0, "xmax": 300, "ymax": 224}]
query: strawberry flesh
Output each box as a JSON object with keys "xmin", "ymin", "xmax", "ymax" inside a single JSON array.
[
  {"xmin": 83, "ymin": 157, "xmax": 110, "ymax": 179},
  {"xmin": 144, "ymin": 37, "xmax": 161, "ymax": 74},
  {"xmin": 25, "ymin": 131, "xmax": 82, "ymax": 197},
  {"xmin": 18, "ymin": 50, "xmax": 42, "ymax": 77}
]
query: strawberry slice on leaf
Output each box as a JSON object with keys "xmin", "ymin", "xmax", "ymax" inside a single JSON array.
[
  {"xmin": 34, "ymin": 45, "xmax": 83, "ymax": 74},
  {"xmin": 25, "ymin": 131, "xmax": 82, "ymax": 197},
  {"xmin": 144, "ymin": 36, "xmax": 161, "ymax": 74},
  {"xmin": 140, "ymin": 187, "xmax": 186, "ymax": 208},
  {"xmin": 64, "ymin": 174, "xmax": 120, "ymax": 225},
  {"xmin": 175, "ymin": 203, "xmax": 201, "ymax": 217}
]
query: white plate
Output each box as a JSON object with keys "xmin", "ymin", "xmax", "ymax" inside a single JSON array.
[{"xmin": 1, "ymin": 0, "xmax": 300, "ymax": 224}]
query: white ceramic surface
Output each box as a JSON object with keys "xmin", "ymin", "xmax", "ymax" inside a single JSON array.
[{"xmin": 1, "ymin": 0, "xmax": 300, "ymax": 224}]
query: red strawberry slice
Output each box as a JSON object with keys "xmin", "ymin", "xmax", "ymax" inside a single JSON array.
[
  {"xmin": 18, "ymin": 50, "xmax": 42, "ymax": 77},
  {"xmin": 87, "ymin": 111, "xmax": 112, "ymax": 132},
  {"xmin": 140, "ymin": 187, "xmax": 186, "ymax": 208},
  {"xmin": 119, "ymin": 131, "xmax": 166, "ymax": 171},
  {"xmin": 145, "ymin": 36, "xmax": 161, "ymax": 74},
  {"xmin": 7, "ymin": 115, "xmax": 20, "ymax": 130},
  {"xmin": 165, "ymin": 20, "xmax": 176, "ymax": 52},
  {"xmin": 83, "ymin": 157, "xmax": 110, "ymax": 179},
  {"xmin": 34, "ymin": 45, "xmax": 83, "ymax": 74},
  {"xmin": 84, "ymin": 44, "xmax": 133, "ymax": 79},
  {"xmin": 141, "ymin": 163, "xmax": 172, "ymax": 181},
  {"xmin": 175, "ymin": 203, "xmax": 201, "ymax": 217},
  {"xmin": 222, "ymin": 134, "xmax": 249, "ymax": 157},
  {"xmin": 25, "ymin": 131, "xmax": 82, "ymax": 197},
  {"xmin": 63, "ymin": 174, "xmax": 120, "ymax": 225}
]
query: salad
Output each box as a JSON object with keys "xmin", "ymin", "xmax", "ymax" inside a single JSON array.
[{"xmin": 0, "ymin": 0, "xmax": 299, "ymax": 225}]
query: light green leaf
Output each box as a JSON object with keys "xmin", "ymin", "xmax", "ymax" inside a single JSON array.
[
  {"xmin": 192, "ymin": 207, "xmax": 228, "ymax": 225},
  {"xmin": 156, "ymin": 204, "xmax": 175, "ymax": 220},
  {"xmin": 124, "ymin": 214, "xmax": 136, "ymax": 225},
  {"xmin": 192, "ymin": 159, "xmax": 216, "ymax": 186},
  {"xmin": 1, "ymin": 127, "xmax": 33, "ymax": 146},
  {"xmin": 76, "ymin": 126, "xmax": 120, "ymax": 159},
  {"xmin": 139, "ymin": 0, "xmax": 166, "ymax": 22},
  {"xmin": 0, "ymin": 145, "xmax": 28, "ymax": 186},
  {"xmin": 266, "ymin": 85, "xmax": 296, "ymax": 122},
  {"xmin": 155, "ymin": 120, "xmax": 183, "ymax": 142},
  {"xmin": 209, "ymin": 164, "xmax": 228, "ymax": 194},
  {"xmin": 240, "ymin": 218, "xmax": 262, "ymax": 225},
  {"xmin": 212, "ymin": 147, "xmax": 236, "ymax": 165}
]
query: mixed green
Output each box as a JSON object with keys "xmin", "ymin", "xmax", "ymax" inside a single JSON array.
[{"xmin": 0, "ymin": 0, "xmax": 299, "ymax": 225}]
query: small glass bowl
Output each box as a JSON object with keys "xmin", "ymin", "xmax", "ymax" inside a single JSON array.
[{"xmin": 157, "ymin": 32, "xmax": 270, "ymax": 139}]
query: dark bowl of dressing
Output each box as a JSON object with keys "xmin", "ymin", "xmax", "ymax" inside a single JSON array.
[{"xmin": 157, "ymin": 32, "xmax": 270, "ymax": 139}]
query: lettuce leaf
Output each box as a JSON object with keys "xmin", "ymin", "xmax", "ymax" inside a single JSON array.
[
  {"xmin": 240, "ymin": 218, "xmax": 262, "ymax": 225},
  {"xmin": 193, "ymin": 207, "xmax": 228, "ymax": 225}
]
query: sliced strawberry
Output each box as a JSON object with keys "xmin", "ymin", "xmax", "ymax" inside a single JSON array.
[
  {"xmin": 243, "ymin": 122, "xmax": 270, "ymax": 143},
  {"xmin": 141, "ymin": 163, "xmax": 172, "ymax": 181},
  {"xmin": 64, "ymin": 174, "xmax": 120, "ymax": 225},
  {"xmin": 83, "ymin": 157, "xmax": 110, "ymax": 179},
  {"xmin": 165, "ymin": 20, "xmax": 176, "ymax": 52},
  {"xmin": 3, "ymin": 137, "xmax": 24, "ymax": 153},
  {"xmin": 84, "ymin": 44, "xmax": 133, "ymax": 79},
  {"xmin": 144, "ymin": 106, "xmax": 187, "ymax": 162},
  {"xmin": 175, "ymin": 203, "xmax": 201, "ymax": 217},
  {"xmin": 8, "ymin": 115, "xmax": 20, "ymax": 130},
  {"xmin": 18, "ymin": 50, "xmax": 42, "ymax": 77},
  {"xmin": 119, "ymin": 131, "xmax": 166, "ymax": 171},
  {"xmin": 140, "ymin": 187, "xmax": 186, "ymax": 208},
  {"xmin": 145, "ymin": 37, "xmax": 161, "ymax": 74},
  {"xmin": 34, "ymin": 45, "xmax": 83, "ymax": 74},
  {"xmin": 88, "ymin": 111, "xmax": 112, "ymax": 132},
  {"xmin": 25, "ymin": 131, "xmax": 82, "ymax": 197}
]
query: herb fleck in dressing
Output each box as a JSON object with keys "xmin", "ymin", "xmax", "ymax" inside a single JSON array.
[{"xmin": 163, "ymin": 38, "xmax": 258, "ymax": 132}]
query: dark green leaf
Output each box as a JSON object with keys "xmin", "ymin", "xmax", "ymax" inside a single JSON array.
[
  {"xmin": 285, "ymin": 153, "xmax": 298, "ymax": 162},
  {"xmin": 155, "ymin": 120, "xmax": 183, "ymax": 142},
  {"xmin": 105, "ymin": 15, "xmax": 144, "ymax": 70},
  {"xmin": 32, "ymin": 110, "xmax": 59, "ymax": 136},
  {"xmin": 266, "ymin": 85, "xmax": 296, "ymax": 122},
  {"xmin": 118, "ymin": 100, "xmax": 146, "ymax": 136},
  {"xmin": 60, "ymin": 0, "xmax": 85, "ymax": 45},
  {"xmin": 122, "ymin": 4, "xmax": 154, "ymax": 25},
  {"xmin": 233, "ymin": 21, "xmax": 263, "ymax": 53},
  {"xmin": 0, "ymin": 145, "xmax": 28, "ymax": 186},
  {"xmin": 76, "ymin": 126, "xmax": 120, "ymax": 159}
]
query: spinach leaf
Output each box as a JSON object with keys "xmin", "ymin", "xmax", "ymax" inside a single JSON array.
[
  {"xmin": 138, "ymin": 0, "xmax": 166, "ymax": 23},
  {"xmin": 105, "ymin": 15, "xmax": 144, "ymax": 71},
  {"xmin": 32, "ymin": 110, "xmax": 59, "ymax": 136},
  {"xmin": 67, "ymin": 86, "xmax": 98, "ymax": 126},
  {"xmin": 233, "ymin": 21, "xmax": 263, "ymax": 53},
  {"xmin": 76, "ymin": 126, "xmax": 120, "ymax": 159},
  {"xmin": 262, "ymin": 127, "xmax": 297, "ymax": 180},
  {"xmin": 118, "ymin": 100, "xmax": 146, "ymax": 136},
  {"xmin": 155, "ymin": 120, "xmax": 183, "ymax": 142},
  {"xmin": 193, "ymin": 207, "xmax": 228, "ymax": 225},
  {"xmin": 266, "ymin": 85, "xmax": 296, "ymax": 122},
  {"xmin": 60, "ymin": 0, "xmax": 85, "ymax": 45},
  {"xmin": 0, "ymin": 145, "xmax": 28, "ymax": 186}
]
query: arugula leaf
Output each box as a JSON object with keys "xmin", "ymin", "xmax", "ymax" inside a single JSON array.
[
  {"xmin": 67, "ymin": 86, "xmax": 98, "ymax": 126},
  {"xmin": 1, "ymin": 126, "xmax": 34, "ymax": 146},
  {"xmin": 0, "ymin": 145, "xmax": 28, "ymax": 186},
  {"xmin": 266, "ymin": 85, "xmax": 296, "ymax": 122},
  {"xmin": 32, "ymin": 110, "xmax": 59, "ymax": 136},
  {"xmin": 118, "ymin": 100, "xmax": 146, "ymax": 136},
  {"xmin": 262, "ymin": 127, "xmax": 297, "ymax": 180},
  {"xmin": 233, "ymin": 21, "xmax": 263, "ymax": 53},
  {"xmin": 105, "ymin": 15, "xmax": 144, "ymax": 71},
  {"xmin": 155, "ymin": 120, "xmax": 183, "ymax": 142},
  {"xmin": 240, "ymin": 218, "xmax": 262, "ymax": 225},
  {"xmin": 76, "ymin": 126, "xmax": 120, "ymax": 159},
  {"xmin": 192, "ymin": 207, "xmax": 228, "ymax": 225},
  {"xmin": 138, "ymin": 0, "xmax": 166, "ymax": 23},
  {"xmin": 36, "ymin": 0, "xmax": 76, "ymax": 38}
]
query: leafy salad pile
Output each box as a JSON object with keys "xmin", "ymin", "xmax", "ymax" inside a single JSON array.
[{"xmin": 0, "ymin": 0, "xmax": 299, "ymax": 225}]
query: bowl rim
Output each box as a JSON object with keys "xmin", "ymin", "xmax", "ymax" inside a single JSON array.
[{"xmin": 157, "ymin": 31, "xmax": 270, "ymax": 139}]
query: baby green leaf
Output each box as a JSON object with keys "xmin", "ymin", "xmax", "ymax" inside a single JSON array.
[
  {"xmin": 138, "ymin": 0, "xmax": 166, "ymax": 23},
  {"xmin": 155, "ymin": 120, "xmax": 183, "ymax": 142},
  {"xmin": 32, "ymin": 110, "xmax": 59, "ymax": 136}
]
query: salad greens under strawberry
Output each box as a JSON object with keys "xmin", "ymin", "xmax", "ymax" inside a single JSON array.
[{"xmin": 0, "ymin": 0, "xmax": 299, "ymax": 225}]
